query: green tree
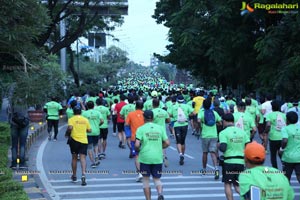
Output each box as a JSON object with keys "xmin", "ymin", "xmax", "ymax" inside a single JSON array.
[
  {"xmin": 153, "ymin": 0, "xmax": 261, "ymax": 93},
  {"xmin": 0, "ymin": 0, "xmax": 50, "ymax": 70}
]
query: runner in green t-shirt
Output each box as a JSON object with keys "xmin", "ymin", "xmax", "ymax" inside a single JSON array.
[
  {"xmin": 280, "ymin": 111, "xmax": 300, "ymax": 183},
  {"xmin": 82, "ymin": 101, "xmax": 103, "ymax": 168},
  {"xmin": 167, "ymin": 95, "xmax": 193, "ymax": 165},
  {"xmin": 198, "ymin": 98, "xmax": 222, "ymax": 179},
  {"xmin": 265, "ymin": 100, "xmax": 286, "ymax": 169},
  {"xmin": 152, "ymin": 98, "xmax": 171, "ymax": 168},
  {"xmin": 135, "ymin": 110, "xmax": 170, "ymax": 200},
  {"xmin": 239, "ymin": 141, "xmax": 294, "ymax": 200},
  {"xmin": 219, "ymin": 113, "xmax": 250, "ymax": 199},
  {"xmin": 233, "ymin": 101, "xmax": 256, "ymax": 141},
  {"xmin": 95, "ymin": 98, "xmax": 111, "ymax": 159},
  {"xmin": 43, "ymin": 97, "xmax": 63, "ymax": 141}
]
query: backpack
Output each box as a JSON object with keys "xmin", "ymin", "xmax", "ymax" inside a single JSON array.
[
  {"xmin": 204, "ymin": 109, "xmax": 216, "ymax": 126},
  {"xmin": 235, "ymin": 117, "xmax": 244, "ymax": 130},
  {"xmin": 12, "ymin": 112, "xmax": 30, "ymax": 128},
  {"xmin": 177, "ymin": 106, "xmax": 187, "ymax": 123},
  {"xmin": 275, "ymin": 113, "xmax": 286, "ymax": 131}
]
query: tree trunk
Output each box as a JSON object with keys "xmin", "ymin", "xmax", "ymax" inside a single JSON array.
[{"xmin": 67, "ymin": 46, "xmax": 79, "ymax": 87}]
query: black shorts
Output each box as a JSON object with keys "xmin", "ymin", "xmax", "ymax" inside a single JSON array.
[
  {"xmin": 117, "ymin": 122, "xmax": 125, "ymax": 132},
  {"xmin": 100, "ymin": 128, "xmax": 108, "ymax": 140},
  {"xmin": 87, "ymin": 136, "xmax": 98, "ymax": 150},
  {"xmin": 222, "ymin": 163, "xmax": 245, "ymax": 185},
  {"xmin": 69, "ymin": 138, "xmax": 88, "ymax": 155},
  {"xmin": 174, "ymin": 125, "xmax": 188, "ymax": 145},
  {"xmin": 140, "ymin": 163, "xmax": 162, "ymax": 179}
]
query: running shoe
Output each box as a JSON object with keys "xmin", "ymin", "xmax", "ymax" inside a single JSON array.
[
  {"xmin": 136, "ymin": 173, "xmax": 143, "ymax": 182},
  {"xmin": 48, "ymin": 133, "xmax": 52, "ymax": 140},
  {"xmin": 95, "ymin": 157, "xmax": 100, "ymax": 165},
  {"xmin": 158, "ymin": 194, "xmax": 164, "ymax": 200},
  {"xmin": 118, "ymin": 142, "xmax": 122, "ymax": 148},
  {"xmin": 179, "ymin": 155, "xmax": 184, "ymax": 165},
  {"xmin": 163, "ymin": 156, "xmax": 169, "ymax": 168},
  {"xmin": 214, "ymin": 170, "xmax": 220, "ymax": 180},
  {"xmin": 91, "ymin": 163, "xmax": 97, "ymax": 168},
  {"xmin": 98, "ymin": 153, "xmax": 106, "ymax": 160},
  {"xmin": 71, "ymin": 175, "xmax": 77, "ymax": 183},
  {"xmin": 81, "ymin": 176, "xmax": 87, "ymax": 186},
  {"xmin": 53, "ymin": 138, "xmax": 57, "ymax": 141}
]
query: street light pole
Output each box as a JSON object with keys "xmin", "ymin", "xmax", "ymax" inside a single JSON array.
[{"xmin": 60, "ymin": 12, "xmax": 66, "ymax": 72}]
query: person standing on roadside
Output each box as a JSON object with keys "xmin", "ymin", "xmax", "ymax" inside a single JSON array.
[
  {"xmin": 65, "ymin": 106, "xmax": 91, "ymax": 186},
  {"xmin": 135, "ymin": 110, "xmax": 170, "ymax": 200},
  {"xmin": 44, "ymin": 96, "xmax": 63, "ymax": 141},
  {"xmin": 8, "ymin": 100, "xmax": 30, "ymax": 170}
]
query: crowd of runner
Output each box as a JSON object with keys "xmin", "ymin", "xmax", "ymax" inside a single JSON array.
[{"xmin": 41, "ymin": 70, "xmax": 300, "ymax": 200}]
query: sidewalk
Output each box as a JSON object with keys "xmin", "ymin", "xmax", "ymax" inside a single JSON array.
[{"xmin": 11, "ymin": 122, "xmax": 48, "ymax": 200}]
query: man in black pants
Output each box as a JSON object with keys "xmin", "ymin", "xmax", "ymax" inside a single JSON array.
[{"xmin": 44, "ymin": 97, "xmax": 63, "ymax": 141}]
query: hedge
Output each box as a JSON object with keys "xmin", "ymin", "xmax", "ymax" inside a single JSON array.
[
  {"xmin": 0, "ymin": 122, "xmax": 29, "ymax": 200},
  {"xmin": 0, "ymin": 189, "xmax": 29, "ymax": 200}
]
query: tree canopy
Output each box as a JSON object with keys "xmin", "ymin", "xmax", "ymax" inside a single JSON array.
[{"xmin": 153, "ymin": 0, "xmax": 300, "ymax": 98}]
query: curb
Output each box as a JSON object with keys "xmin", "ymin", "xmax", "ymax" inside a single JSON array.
[{"xmin": 26, "ymin": 122, "xmax": 47, "ymax": 153}]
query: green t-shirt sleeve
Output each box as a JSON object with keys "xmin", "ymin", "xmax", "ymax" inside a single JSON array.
[
  {"xmin": 161, "ymin": 126, "xmax": 168, "ymax": 141},
  {"xmin": 215, "ymin": 111, "xmax": 221, "ymax": 122},
  {"xmin": 219, "ymin": 131, "xmax": 227, "ymax": 144}
]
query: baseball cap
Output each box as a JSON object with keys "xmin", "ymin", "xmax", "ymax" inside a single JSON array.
[
  {"xmin": 143, "ymin": 110, "xmax": 153, "ymax": 120},
  {"xmin": 151, "ymin": 91, "xmax": 158, "ymax": 97},
  {"xmin": 177, "ymin": 95, "xmax": 184, "ymax": 103},
  {"xmin": 244, "ymin": 141, "xmax": 265, "ymax": 162},
  {"xmin": 219, "ymin": 96, "xmax": 225, "ymax": 101}
]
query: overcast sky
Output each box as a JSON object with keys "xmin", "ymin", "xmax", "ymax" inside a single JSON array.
[{"xmin": 108, "ymin": 0, "xmax": 170, "ymax": 66}]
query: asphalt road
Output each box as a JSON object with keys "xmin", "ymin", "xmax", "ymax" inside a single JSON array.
[{"xmin": 27, "ymin": 120, "xmax": 300, "ymax": 200}]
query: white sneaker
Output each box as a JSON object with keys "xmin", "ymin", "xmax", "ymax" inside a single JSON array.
[
  {"xmin": 112, "ymin": 132, "xmax": 117, "ymax": 137},
  {"xmin": 136, "ymin": 173, "xmax": 143, "ymax": 182}
]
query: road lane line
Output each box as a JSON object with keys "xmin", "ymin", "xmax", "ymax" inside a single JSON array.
[{"xmin": 36, "ymin": 124, "xmax": 67, "ymax": 200}]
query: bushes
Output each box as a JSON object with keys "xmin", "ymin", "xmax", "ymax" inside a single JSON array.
[{"xmin": 0, "ymin": 122, "xmax": 29, "ymax": 200}]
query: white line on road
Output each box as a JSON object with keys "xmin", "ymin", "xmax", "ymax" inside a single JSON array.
[
  {"xmin": 49, "ymin": 175, "xmax": 218, "ymax": 183},
  {"xmin": 36, "ymin": 124, "xmax": 67, "ymax": 200},
  {"xmin": 62, "ymin": 193, "xmax": 240, "ymax": 200},
  {"xmin": 52, "ymin": 180, "xmax": 225, "ymax": 189},
  {"xmin": 169, "ymin": 146, "xmax": 195, "ymax": 159}
]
